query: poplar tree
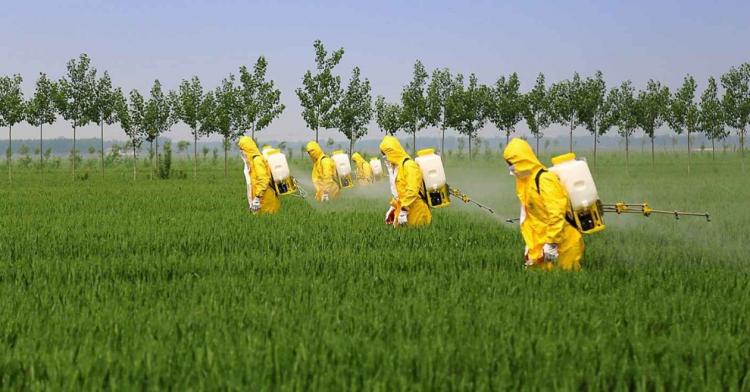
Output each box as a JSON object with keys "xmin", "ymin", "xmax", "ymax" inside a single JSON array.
[
  {"xmin": 426, "ymin": 68, "xmax": 453, "ymax": 154},
  {"xmin": 238, "ymin": 57, "xmax": 285, "ymax": 139},
  {"xmin": 522, "ymin": 73, "xmax": 551, "ymax": 154},
  {"xmin": 400, "ymin": 60, "xmax": 429, "ymax": 155},
  {"xmin": 337, "ymin": 67, "xmax": 372, "ymax": 156},
  {"xmin": 635, "ymin": 80, "xmax": 670, "ymax": 166},
  {"xmin": 296, "ymin": 40, "xmax": 344, "ymax": 143},
  {"xmin": 699, "ymin": 77, "xmax": 728, "ymax": 160},
  {"xmin": 0, "ymin": 74, "xmax": 25, "ymax": 182},
  {"xmin": 375, "ymin": 96, "xmax": 403, "ymax": 135},
  {"xmin": 26, "ymin": 73, "xmax": 57, "ymax": 175},
  {"xmin": 667, "ymin": 75, "xmax": 699, "ymax": 173}
]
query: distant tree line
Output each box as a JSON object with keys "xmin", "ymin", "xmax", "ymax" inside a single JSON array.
[{"xmin": 1, "ymin": 41, "xmax": 749, "ymax": 183}]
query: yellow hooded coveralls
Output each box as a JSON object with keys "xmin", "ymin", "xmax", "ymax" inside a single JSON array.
[
  {"xmin": 503, "ymin": 138, "xmax": 584, "ymax": 270},
  {"xmin": 238, "ymin": 136, "xmax": 280, "ymax": 214},
  {"xmin": 305, "ymin": 141, "xmax": 340, "ymax": 201},
  {"xmin": 351, "ymin": 152, "xmax": 374, "ymax": 185},
  {"xmin": 380, "ymin": 136, "xmax": 432, "ymax": 227}
]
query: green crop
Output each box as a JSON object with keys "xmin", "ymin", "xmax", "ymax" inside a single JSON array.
[{"xmin": 0, "ymin": 152, "xmax": 747, "ymax": 390}]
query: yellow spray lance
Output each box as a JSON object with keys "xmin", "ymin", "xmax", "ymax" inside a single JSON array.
[
  {"xmin": 505, "ymin": 153, "xmax": 710, "ymax": 230},
  {"xmin": 600, "ymin": 202, "xmax": 710, "ymax": 221}
]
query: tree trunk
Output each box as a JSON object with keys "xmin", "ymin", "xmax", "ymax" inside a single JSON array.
[
  {"xmin": 651, "ymin": 135, "xmax": 655, "ymax": 168},
  {"xmin": 412, "ymin": 130, "xmax": 417, "ymax": 156},
  {"xmin": 625, "ymin": 134, "xmax": 629, "ymax": 170},
  {"xmin": 193, "ymin": 130, "xmax": 198, "ymax": 179},
  {"xmin": 349, "ymin": 138, "xmax": 354, "ymax": 159},
  {"xmin": 468, "ymin": 135, "xmax": 472, "ymax": 161},
  {"xmin": 593, "ymin": 132, "xmax": 597, "ymax": 169},
  {"xmin": 133, "ymin": 143, "xmax": 137, "ymax": 181},
  {"xmin": 569, "ymin": 121, "xmax": 574, "ymax": 153},
  {"xmin": 40, "ymin": 124, "xmax": 44, "ymax": 176},
  {"xmin": 687, "ymin": 129, "xmax": 696, "ymax": 174},
  {"xmin": 73, "ymin": 125, "xmax": 77, "ymax": 179},
  {"xmin": 224, "ymin": 136, "xmax": 228, "ymax": 178},
  {"xmin": 156, "ymin": 136, "xmax": 160, "ymax": 168},
  {"xmin": 506, "ymin": 130, "xmax": 510, "ymax": 146},
  {"xmin": 536, "ymin": 135, "xmax": 540, "ymax": 156},
  {"xmin": 741, "ymin": 128, "xmax": 746, "ymax": 173},
  {"xmin": 7, "ymin": 125, "xmax": 11, "ymax": 184},
  {"xmin": 315, "ymin": 128, "xmax": 319, "ymax": 144},
  {"xmin": 100, "ymin": 121, "xmax": 105, "ymax": 177},
  {"xmin": 711, "ymin": 137, "xmax": 715, "ymax": 161},
  {"xmin": 441, "ymin": 127, "xmax": 446, "ymax": 158},
  {"xmin": 252, "ymin": 127, "xmax": 255, "ymax": 140},
  {"xmin": 148, "ymin": 140, "xmax": 154, "ymax": 180}
]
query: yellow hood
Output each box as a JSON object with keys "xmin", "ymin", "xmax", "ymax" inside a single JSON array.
[
  {"xmin": 306, "ymin": 141, "xmax": 325, "ymax": 162},
  {"xmin": 379, "ymin": 136, "xmax": 410, "ymax": 166},
  {"xmin": 503, "ymin": 138, "xmax": 544, "ymax": 175},
  {"xmin": 351, "ymin": 152, "xmax": 365, "ymax": 164},
  {"xmin": 238, "ymin": 136, "xmax": 261, "ymax": 157}
]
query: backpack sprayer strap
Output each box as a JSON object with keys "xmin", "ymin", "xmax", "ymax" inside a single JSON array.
[
  {"xmin": 255, "ymin": 154, "xmax": 278, "ymax": 195},
  {"xmin": 534, "ymin": 168, "xmax": 579, "ymax": 230},
  {"xmin": 403, "ymin": 157, "xmax": 429, "ymax": 204}
]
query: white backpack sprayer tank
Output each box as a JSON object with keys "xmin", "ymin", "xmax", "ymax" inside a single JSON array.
[
  {"xmin": 415, "ymin": 148, "xmax": 451, "ymax": 208},
  {"xmin": 549, "ymin": 153, "xmax": 605, "ymax": 234},
  {"xmin": 266, "ymin": 149, "xmax": 297, "ymax": 195},
  {"xmin": 331, "ymin": 150, "xmax": 354, "ymax": 188},
  {"xmin": 370, "ymin": 157, "xmax": 383, "ymax": 179},
  {"xmin": 262, "ymin": 145, "xmax": 273, "ymax": 159}
]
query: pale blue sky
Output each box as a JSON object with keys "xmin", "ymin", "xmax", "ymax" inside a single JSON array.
[{"xmin": 2, "ymin": 0, "xmax": 748, "ymax": 143}]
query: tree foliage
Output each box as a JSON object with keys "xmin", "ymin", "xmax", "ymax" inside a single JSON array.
[
  {"xmin": 488, "ymin": 72, "xmax": 524, "ymax": 143},
  {"xmin": 522, "ymin": 73, "xmax": 551, "ymax": 151},
  {"xmin": 375, "ymin": 96, "xmax": 403, "ymax": 135},
  {"xmin": 56, "ymin": 54, "xmax": 96, "ymax": 129},
  {"xmin": 549, "ymin": 73, "xmax": 586, "ymax": 151},
  {"xmin": 26, "ymin": 73, "xmax": 57, "ymax": 128},
  {"xmin": 296, "ymin": 40, "xmax": 344, "ymax": 142},
  {"xmin": 400, "ymin": 60, "xmax": 430, "ymax": 154},
  {"xmin": 445, "ymin": 73, "xmax": 488, "ymax": 159},
  {"xmin": 337, "ymin": 67, "xmax": 372, "ymax": 156},
  {"xmin": 238, "ymin": 57, "xmax": 285, "ymax": 138},
  {"xmin": 720, "ymin": 63, "xmax": 750, "ymax": 160},
  {"xmin": 700, "ymin": 76, "xmax": 728, "ymax": 158}
]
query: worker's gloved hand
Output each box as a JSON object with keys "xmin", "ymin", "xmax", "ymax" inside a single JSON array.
[
  {"xmin": 321, "ymin": 193, "xmax": 330, "ymax": 202},
  {"xmin": 384, "ymin": 206, "xmax": 396, "ymax": 224},
  {"xmin": 397, "ymin": 210, "xmax": 408, "ymax": 226},
  {"xmin": 543, "ymin": 243, "xmax": 559, "ymax": 262},
  {"xmin": 250, "ymin": 197, "xmax": 262, "ymax": 213}
]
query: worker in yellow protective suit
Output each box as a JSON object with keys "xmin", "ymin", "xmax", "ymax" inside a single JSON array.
[
  {"xmin": 351, "ymin": 152, "xmax": 373, "ymax": 185},
  {"xmin": 503, "ymin": 138, "xmax": 584, "ymax": 271},
  {"xmin": 305, "ymin": 141, "xmax": 340, "ymax": 201},
  {"xmin": 238, "ymin": 136, "xmax": 280, "ymax": 214},
  {"xmin": 379, "ymin": 136, "xmax": 432, "ymax": 227}
]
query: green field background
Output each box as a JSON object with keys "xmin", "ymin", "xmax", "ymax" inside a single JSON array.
[{"xmin": 1, "ymin": 151, "xmax": 748, "ymax": 390}]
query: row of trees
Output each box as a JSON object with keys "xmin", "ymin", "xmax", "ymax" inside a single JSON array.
[
  {"xmin": 1, "ymin": 41, "xmax": 749, "ymax": 183},
  {"xmin": 374, "ymin": 63, "xmax": 750, "ymax": 172},
  {"xmin": 0, "ymin": 55, "xmax": 287, "ymax": 181}
]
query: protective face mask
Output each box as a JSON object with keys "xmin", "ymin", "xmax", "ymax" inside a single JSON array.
[
  {"xmin": 514, "ymin": 170, "xmax": 531, "ymax": 179},
  {"xmin": 508, "ymin": 165, "xmax": 531, "ymax": 178}
]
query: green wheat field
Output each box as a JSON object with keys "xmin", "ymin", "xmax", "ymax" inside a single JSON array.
[{"xmin": 1, "ymin": 150, "xmax": 748, "ymax": 390}]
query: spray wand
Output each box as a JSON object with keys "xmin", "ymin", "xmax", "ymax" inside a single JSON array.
[{"xmin": 448, "ymin": 186, "xmax": 495, "ymax": 214}]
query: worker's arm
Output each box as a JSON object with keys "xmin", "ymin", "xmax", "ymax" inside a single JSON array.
[
  {"xmin": 400, "ymin": 161, "xmax": 423, "ymax": 209},
  {"xmin": 251, "ymin": 155, "xmax": 270, "ymax": 197},
  {"xmin": 539, "ymin": 172, "xmax": 568, "ymax": 244}
]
